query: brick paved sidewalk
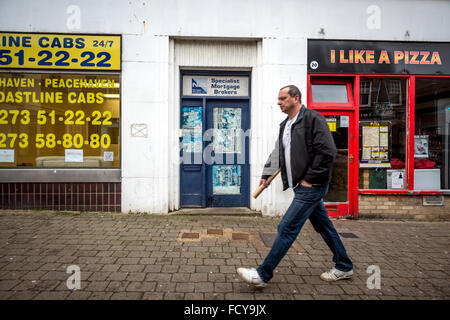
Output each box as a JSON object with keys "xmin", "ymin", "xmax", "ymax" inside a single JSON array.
[{"xmin": 0, "ymin": 210, "xmax": 448, "ymax": 300}]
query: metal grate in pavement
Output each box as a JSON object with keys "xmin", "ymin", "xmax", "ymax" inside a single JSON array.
[
  {"xmin": 339, "ymin": 232, "xmax": 359, "ymax": 238},
  {"xmin": 259, "ymin": 233, "xmax": 277, "ymax": 247}
]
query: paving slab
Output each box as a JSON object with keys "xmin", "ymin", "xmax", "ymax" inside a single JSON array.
[{"xmin": 0, "ymin": 210, "xmax": 449, "ymax": 300}]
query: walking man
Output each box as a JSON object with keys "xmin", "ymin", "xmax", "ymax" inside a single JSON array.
[{"xmin": 237, "ymin": 85, "xmax": 353, "ymax": 288}]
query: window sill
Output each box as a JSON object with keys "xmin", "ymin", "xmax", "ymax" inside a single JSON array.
[
  {"xmin": 0, "ymin": 168, "xmax": 120, "ymax": 183},
  {"xmin": 358, "ymin": 189, "xmax": 447, "ymax": 195}
]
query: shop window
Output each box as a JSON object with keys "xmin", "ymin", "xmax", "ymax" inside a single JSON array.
[
  {"xmin": 389, "ymin": 79, "xmax": 402, "ymax": 106},
  {"xmin": 0, "ymin": 72, "xmax": 120, "ymax": 168},
  {"xmin": 360, "ymin": 80, "xmax": 372, "ymax": 107},
  {"xmin": 358, "ymin": 77, "xmax": 407, "ymax": 189},
  {"xmin": 309, "ymin": 79, "xmax": 353, "ymax": 107},
  {"xmin": 415, "ymin": 78, "xmax": 450, "ymax": 190}
]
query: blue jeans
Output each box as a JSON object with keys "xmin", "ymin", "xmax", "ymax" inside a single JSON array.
[{"xmin": 257, "ymin": 184, "xmax": 353, "ymax": 283}]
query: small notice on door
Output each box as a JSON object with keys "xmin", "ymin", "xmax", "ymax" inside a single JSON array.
[{"xmin": 326, "ymin": 118, "xmax": 337, "ymax": 132}]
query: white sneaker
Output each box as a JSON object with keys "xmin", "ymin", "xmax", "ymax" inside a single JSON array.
[
  {"xmin": 236, "ymin": 267, "xmax": 267, "ymax": 288},
  {"xmin": 320, "ymin": 267, "xmax": 353, "ymax": 282}
]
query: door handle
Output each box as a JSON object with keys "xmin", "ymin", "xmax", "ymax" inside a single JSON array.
[{"xmin": 350, "ymin": 154, "xmax": 354, "ymax": 163}]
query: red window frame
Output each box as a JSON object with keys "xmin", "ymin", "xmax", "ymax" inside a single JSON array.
[
  {"xmin": 308, "ymin": 77, "xmax": 354, "ymax": 108},
  {"xmin": 407, "ymin": 74, "xmax": 450, "ymax": 195},
  {"xmin": 308, "ymin": 73, "xmax": 450, "ymax": 198},
  {"xmin": 357, "ymin": 74, "xmax": 410, "ymax": 194},
  {"xmin": 356, "ymin": 74, "xmax": 450, "ymax": 196},
  {"xmin": 319, "ymin": 110, "xmax": 357, "ymax": 219},
  {"xmin": 308, "ymin": 74, "xmax": 358, "ymax": 218}
]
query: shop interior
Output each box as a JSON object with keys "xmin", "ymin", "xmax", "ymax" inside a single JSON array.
[{"xmin": 415, "ymin": 78, "xmax": 450, "ymax": 190}]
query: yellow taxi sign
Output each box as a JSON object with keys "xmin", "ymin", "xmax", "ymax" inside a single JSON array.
[{"xmin": 0, "ymin": 32, "xmax": 121, "ymax": 71}]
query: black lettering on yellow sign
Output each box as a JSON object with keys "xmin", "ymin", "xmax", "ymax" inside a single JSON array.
[{"xmin": 0, "ymin": 32, "xmax": 120, "ymax": 70}]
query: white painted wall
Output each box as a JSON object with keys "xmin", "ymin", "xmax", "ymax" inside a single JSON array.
[
  {"xmin": 121, "ymin": 36, "xmax": 170, "ymax": 214},
  {"xmin": 2, "ymin": 0, "xmax": 449, "ymax": 41},
  {"xmin": 1, "ymin": 0, "xmax": 449, "ymax": 215}
]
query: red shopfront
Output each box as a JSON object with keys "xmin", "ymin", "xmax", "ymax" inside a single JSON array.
[{"xmin": 307, "ymin": 40, "xmax": 450, "ymax": 220}]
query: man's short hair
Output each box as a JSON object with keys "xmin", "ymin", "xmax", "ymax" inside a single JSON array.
[{"xmin": 280, "ymin": 85, "xmax": 302, "ymax": 102}]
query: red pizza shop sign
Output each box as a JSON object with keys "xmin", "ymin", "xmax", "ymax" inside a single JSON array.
[{"xmin": 308, "ymin": 40, "xmax": 450, "ymax": 75}]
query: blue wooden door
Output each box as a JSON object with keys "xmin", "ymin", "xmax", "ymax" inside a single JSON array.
[
  {"xmin": 180, "ymin": 99, "xmax": 204, "ymax": 207},
  {"xmin": 205, "ymin": 99, "xmax": 250, "ymax": 207}
]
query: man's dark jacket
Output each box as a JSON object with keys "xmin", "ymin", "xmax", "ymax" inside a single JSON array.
[{"xmin": 261, "ymin": 105, "xmax": 336, "ymax": 191}]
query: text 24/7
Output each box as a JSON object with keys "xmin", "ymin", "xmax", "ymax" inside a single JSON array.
[{"xmin": 93, "ymin": 40, "xmax": 114, "ymax": 48}]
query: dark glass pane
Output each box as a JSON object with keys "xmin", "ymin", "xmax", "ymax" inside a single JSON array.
[
  {"xmin": 358, "ymin": 77, "xmax": 407, "ymax": 190},
  {"xmin": 324, "ymin": 115, "xmax": 348, "ymax": 202},
  {"xmin": 312, "ymin": 84, "xmax": 348, "ymax": 103},
  {"xmin": 415, "ymin": 78, "xmax": 450, "ymax": 190},
  {"xmin": 0, "ymin": 72, "xmax": 120, "ymax": 168}
]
